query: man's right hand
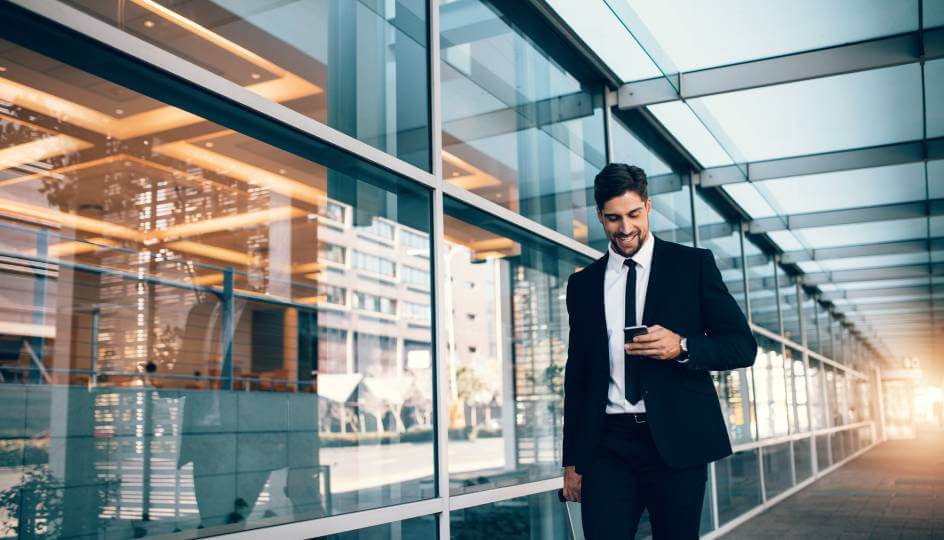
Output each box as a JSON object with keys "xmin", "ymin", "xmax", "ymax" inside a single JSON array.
[{"xmin": 563, "ymin": 466, "xmax": 582, "ymax": 502}]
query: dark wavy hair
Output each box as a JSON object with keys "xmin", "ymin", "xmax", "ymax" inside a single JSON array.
[{"xmin": 593, "ymin": 163, "xmax": 648, "ymax": 210}]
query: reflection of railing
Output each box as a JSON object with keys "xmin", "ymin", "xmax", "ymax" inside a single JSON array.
[{"xmin": 0, "ymin": 366, "xmax": 317, "ymax": 391}]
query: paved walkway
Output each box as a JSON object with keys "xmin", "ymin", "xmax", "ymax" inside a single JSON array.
[{"xmin": 722, "ymin": 427, "xmax": 944, "ymax": 540}]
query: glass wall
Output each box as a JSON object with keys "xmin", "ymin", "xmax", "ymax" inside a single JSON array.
[
  {"xmin": 64, "ymin": 0, "xmax": 432, "ymax": 170},
  {"xmin": 0, "ymin": 37, "xmax": 434, "ymax": 538},
  {"xmin": 745, "ymin": 240, "xmax": 779, "ymax": 334},
  {"xmin": 695, "ymin": 195, "xmax": 746, "ymax": 313},
  {"xmin": 440, "ymin": 0, "xmax": 606, "ymax": 242},
  {"xmin": 754, "ymin": 335, "xmax": 789, "ymax": 439},
  {"xmin": 715, "ymin": 449, "xmax": 762, "ymax": 526},
  {"xmin": 449, "ymin": 491, "xmax": 570, "ymax": 539},
  {"xmin": 778, "ymin": 269, "xmax": 800, "ymax": 343},
  {"xmin": 442, "ymin": 198, "xmax": 591, "ymax": 494}
]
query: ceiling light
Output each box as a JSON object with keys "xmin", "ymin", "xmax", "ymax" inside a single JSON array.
[{"xmin": 143, "ymin": 20, "xmax": 155, "ymax": 28}]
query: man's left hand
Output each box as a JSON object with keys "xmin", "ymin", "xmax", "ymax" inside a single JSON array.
[{"xmin": 624, "ymin": 324, "xmax": 682, "ymax": 360}]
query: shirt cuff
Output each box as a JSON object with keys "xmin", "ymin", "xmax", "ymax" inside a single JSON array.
[{"xmin": 676, "ymin": 357, "xmax": 690, "ymax": 364}]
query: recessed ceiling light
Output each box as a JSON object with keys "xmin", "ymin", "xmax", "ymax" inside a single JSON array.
[
  {"xmin": 251, "ymin": 73, "xmax": 261, "ymax": 80},
  {"xmin": 0, "ymin": 66, "xmax": 7, "ymax": 72},
  {"xmin": 205, "ymin": 142, "xmax": 214, "ymax": 148},
  {"xmin": 144, "ymin": 20, "xmax": 155, "ymax": 28},
  {"xmin": 278, "ymin": 168, "xmax": 286, "ymax": 174},
  {"xmin": 114, "ymin": 108, "xmax": 124, "ymax": 115}
]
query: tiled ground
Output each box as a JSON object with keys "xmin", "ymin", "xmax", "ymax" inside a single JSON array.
[{"xmin": 722, "ymin": 427, "xmax": 944, "ymax": 540}]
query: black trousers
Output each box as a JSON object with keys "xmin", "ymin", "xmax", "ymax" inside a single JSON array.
[{"xmin": 581, "ymin": 414, "xmax": 707, "ymax": 539}]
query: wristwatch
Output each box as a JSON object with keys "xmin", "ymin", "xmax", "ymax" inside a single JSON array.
[{"xmin": 677, "ymin": 336, "xmax": 690, "ymax": 363}]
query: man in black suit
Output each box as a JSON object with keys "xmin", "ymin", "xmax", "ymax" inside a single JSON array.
[{"xmin": 561, "ymin": 163, "xmax": 757, "ymax": 539}]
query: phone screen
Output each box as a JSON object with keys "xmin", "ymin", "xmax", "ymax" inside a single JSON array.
[{"xmin": 624, "ymin": 325, "xmax": 649, "ymax": 343}]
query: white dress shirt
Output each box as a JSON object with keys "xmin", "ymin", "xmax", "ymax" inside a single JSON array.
[{"xmin": 604, "ymin": 232, "xmax": 654, "ymax": 414}]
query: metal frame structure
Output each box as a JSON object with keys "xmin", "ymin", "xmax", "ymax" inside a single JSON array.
[{"xmin": 0, "ymin": 0, "xmax": 892, "ymax": 538}]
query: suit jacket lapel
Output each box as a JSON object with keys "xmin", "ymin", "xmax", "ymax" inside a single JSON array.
[{"xmin": 642, "ymin": 236, "xmax": 666, "ymax": 326}]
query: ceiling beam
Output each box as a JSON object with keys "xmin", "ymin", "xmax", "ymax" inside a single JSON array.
[
  {"xmin": 802, "ymin": 263, "xmax": 944, "ymax": 286},
  {"xmin": 701, "ymin": 136, "xmax": 944, "ymax": 187},
  {"xmin": 749, "ymin": 199, "xmax": 944, "ymax": 234},
  {"xmin": 618, "ymin": 28, "xmax": 944, "ymax": 109},
  {"xmin": 782, "ymin": 237, "xmax": 944, "ymax": 264}
]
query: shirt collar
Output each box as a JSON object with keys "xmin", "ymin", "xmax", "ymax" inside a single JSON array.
[{"xmin": 607, "ymin": 232, "xmax": 655, "ymax": 273}]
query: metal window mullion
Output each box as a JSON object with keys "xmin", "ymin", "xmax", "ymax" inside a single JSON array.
[
  {"xmin": 690, "ymin": 172, "xmax": 700, "ymax": 248},
  {"xmin": 739, "ymin": 223, "xmax": 751, "ymax": 323},
  {"xmin": 709, "ymin": 461, "xmax": 719, "ymax": 531},
  {"xmin": 428, "ymin": 0, "xmax": 452, "ymax": 537}
]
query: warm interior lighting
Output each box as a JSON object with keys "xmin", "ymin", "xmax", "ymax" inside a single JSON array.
[
  {"xmin": 573, "ymin": 218, "xmax": 589, "ymax": 242},
  {"xmin": 295, "ymin": 295, "xmax": 326, "ymax": 304},
  {"xmin": 441, "ymin": 151, "xmax": 503, "ymax": 190},
  {"xmin": 165, "ymin": 240, "xmax": 253, "ymax": 266},
  {"xmin": 154, "ymin": 141, "xmax": 327, "ymax": 206},
  {"xmin": 303, "ymin": 272, "xmax": 322, "ymax": 280},
  {"xmin": 0, "ymin": 198, "xmax": 142, "ymax": 241},
  {"xmin": 291, "ymin": 262, "xmax": 324, "ymax": 274},
  {"xmin": 190, "ymin": 273, "xmax": 223, "ymax": 286},
  {"xmin": 150, "ymin": 206, "xmax": 305, "ymax": 241},
  {"xmin": 0, "ymin": 134, "xmax": 93, "ymax": 171}
]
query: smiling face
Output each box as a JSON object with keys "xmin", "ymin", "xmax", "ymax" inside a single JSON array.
[{"xmin": 596, "ymin": 190, "xmax": 652, "ymax": 258}]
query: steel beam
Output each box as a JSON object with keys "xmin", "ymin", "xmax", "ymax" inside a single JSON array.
[
  {"xmin": 782, "ymin": 237, "xmax": 944, "ymax": 264},
  {"xmin": 618, "ymin": 28, "xmax": 944, "ymax": 109},
  {"xmin": 749, "ymin": 199, "xmax": 944, "ymax": 234},
  {"xmin": 802, "ymin": 263, "xmax": 944, "ymax": 286},
  {"xmin": 702, "ymin": 137, "xmax": 944, "ymax": 187}
]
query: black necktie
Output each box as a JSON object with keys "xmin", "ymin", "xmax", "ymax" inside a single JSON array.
[{"xmin": 624, "ymin": 259, "xmax": 642, "ymax": 404}]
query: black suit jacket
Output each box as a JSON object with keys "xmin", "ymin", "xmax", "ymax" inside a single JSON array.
[{"xmin": 562, "ymin": 236, "xmax": 757, "ymax": 472}]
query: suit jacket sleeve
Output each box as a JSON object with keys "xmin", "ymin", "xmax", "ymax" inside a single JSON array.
[
  {"xmin": 685, "ymin": 249, "xmax": 757, "ymax": 372},
  {"xmin": 562, "ymin": 273, "xmax": 585, "ymax": 469}
]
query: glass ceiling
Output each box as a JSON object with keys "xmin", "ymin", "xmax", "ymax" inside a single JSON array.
[{"xmin": 549, "ymin": 1, "xmax": 944, "ymax": 363}]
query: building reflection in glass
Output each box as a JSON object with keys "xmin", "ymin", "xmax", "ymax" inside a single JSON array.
[
  {"xmin": 0, "ymin": 35, "xmax": 433, "ymax": 538},
  {"xmin": 442, "ymin": 198, "xmax": 591, "ymax": 495}
]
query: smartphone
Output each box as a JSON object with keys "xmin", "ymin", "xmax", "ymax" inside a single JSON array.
[{"xmin": 624, "ymin": 325, "xmax": 649, "ymax": 343}]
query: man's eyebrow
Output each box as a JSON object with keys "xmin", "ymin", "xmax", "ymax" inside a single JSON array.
[{"xmin": 602, "ymin": 206, "xmax": 645, "ymax": 217}]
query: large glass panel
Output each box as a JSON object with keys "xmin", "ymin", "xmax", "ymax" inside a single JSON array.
[
  {"xmin": 627, "ymin": 0, "xmax": 917, "ymax": 72},
  {"xmin": 752, "ymin": 163, "xmax": 928, "ymax": 215},
  {"xmin": 611, "ymin": 118, "xmax": 692, "ymax": 249},
  {"xmin": 793, "ymin": 437, "xmax": 813, "ymax": 482},
  {"xmin": 816, "ymin": 434, "xmax": 831, "ymax": 470},
  {"xmin": 754, "ymin": 335, "xmax": 789, "ymax": 439},
  {"xmin": 0, "ymin": 40, "xmax": 434, "ymax": 537},
  {"xmin": 793, "ymin": 217, "xmax": 929, "ymax": 250},
  {"xmin": 647, "ymin": 102, "xmax": 733, "ymax": 167},
  {"xmin": 65, "ymin": 0, "xmax": 431, "ymax": 170},
  {"xmin": 545, "ymin": 0, "xmax": 661, "ymax": 82},
  {"xmin": 808, "ymin": 359, "xmax": 827, "ymax": 430},
  {"xmin": 449, "ymin": 490, "xmax": 570, "ymax": 539},
  {"xmin": 825, "ymin": 366, "xmax": 840, "ymax": 427},
  {"xmin": 835, "ymin": 369, "xmax": 850, "ymax": 426},
  {"xmin": 786, "ymin": 346, "xmax": 809, "ymax": 433},
  {"xmin": 440, "ymin": 0, "xmax": 606, "ymax": 242},
  {"xmin": 715, "ymin": 449, "xmax": 762, "ymax": 526},
  {"xmin": 762, "ymin": 442, "xmax": 794, "ymax": 500},
  {"xmin": 443, "ymin": 198, "xmax": 592, "ymax": 495},
  {"xmin": 713, "ymin": 366, "xmax": 756, "ymax": 445},
  {"xmin": 779, "ymin": 268, "xmax": 800, "ymax": 343},
  {"xmin": 695, "ymin": 194, "xmax": 746, "ymax": 313},
  {"xmin": 818, "ymin": 306, "xmax": 834, "ymax": 359},
  {"xmin": 316, "ymin": 515, "xmax": 438, "ymax": 539},
  {"xmin": 744, "ymin": 240, "xmax": 778, "ymax": 334},
  {"xmin": 693, "ymin": 64, "xmax": 923, "ymax": 162},
  {"xmin": 802, "ymin": 293, "xmax": 821, "ymax": 354},
  {"xmin": 927, "ymin": 58, "xmax": 944, "ymax": 138}
]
